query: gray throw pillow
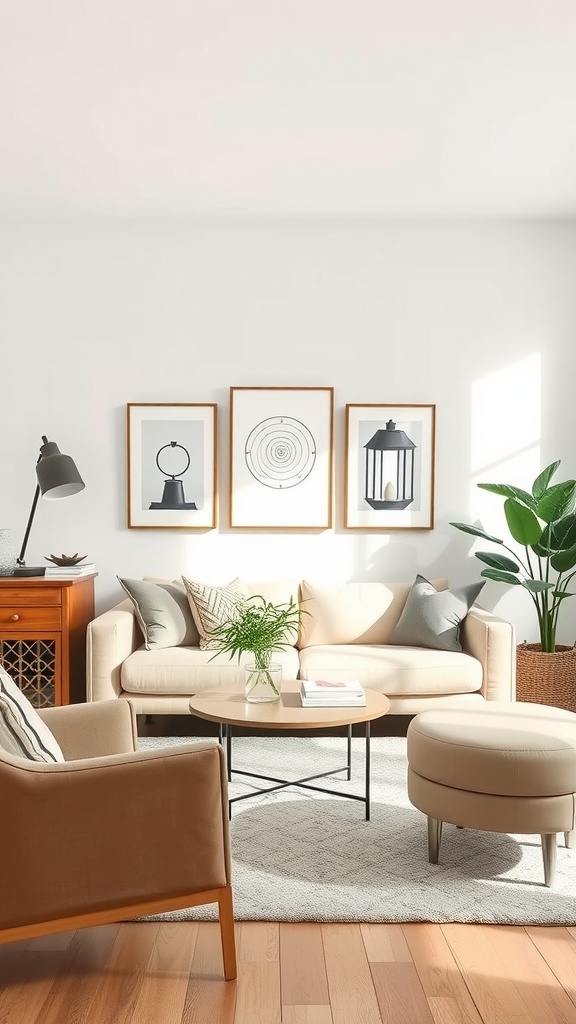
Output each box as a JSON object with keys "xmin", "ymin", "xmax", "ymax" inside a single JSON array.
[
  {"xmin": 389, "ymin": 574, "xmax": 485, "ymax": 652},
  {"xmin": 118, "ymin": 578, "xmax": 199, "ymax": 650}
]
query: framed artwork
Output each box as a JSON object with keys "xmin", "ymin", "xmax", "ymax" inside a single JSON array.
[
  {"xmin": 127, "ymin": 403, "xmax": 217, "ymax": 529},
  {"xmin": 345, "ymin": 404, "xmax": 436, "ymax": 530},
  {"xmin": 229, "ymin": 386, "xmax": 334, "ymax": 528}
]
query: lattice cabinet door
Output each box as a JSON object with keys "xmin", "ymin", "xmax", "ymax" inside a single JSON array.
[
  {"xmin": 0, "ymin": 633, "xmax": 61, "ymax": 707},
  {"xmin": 0, "ymin": 576, "xmax": 96, "ymax": 707}
]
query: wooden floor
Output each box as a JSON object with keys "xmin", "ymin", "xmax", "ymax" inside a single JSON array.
[{"xmin": 3, "ymin": 920, "xmax": 576, "ymax": 1023}]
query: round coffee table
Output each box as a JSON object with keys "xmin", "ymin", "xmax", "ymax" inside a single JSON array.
[{"xmin": 189, "ymin": 680, "xmax": 390, "ymax": 820}]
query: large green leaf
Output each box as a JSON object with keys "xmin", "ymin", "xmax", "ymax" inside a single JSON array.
[
  {"xmin": 536, "ymin": 480, "xmax": 576, "ymax": 524},
  {"xmin": 504, "ymin": 498, "xmax": 542, "ymax": 546},
  {"xmin": 475, "ymin": 552, "xmax": 520, "ymax": 573},
  {"xmin": 532, "ymin": 462, "xmax": 560, "ymax": 500},
  {"xmin": 449, "ymin": 522, "xmax": 504, "ymax": 544},
  {"xmin": 523, "ymin": 579, "xmax": 555, "ymax": 593},
  {"xmin": 479, "ymin": 568, "xmax": 522, "ymax": 585},
  {"xmin": 551, "ymin": 544, "xmax": 576, "ymax": 572},
  {"xmin": 551, "ymin": 514, "xmax": 576, "ymax": 550},
  {"xmin": 478, "ymin": 483, "xmax": 537, "ymax": 509}
]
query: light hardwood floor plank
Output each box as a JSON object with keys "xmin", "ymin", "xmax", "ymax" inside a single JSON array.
[
  {"xmin": 322, "ymin": 923, "xmax": 383, "ymax": 1024},
  {"xmin": 525, "ymin": 926, "xmax": 576, "ymax": 1007},
  {"xmin": 371, "ymin": 961, "xmax": 435, "ymax": 1024},
  {"xmin": 361, "ymin": 923, "xmax": 413, "ymax": 963},
  {"xmin": 28, "ymin": 925, "xmax": 120, "ymax": 1024},
  {"xmin": 442, "ymin": 923, "xmax": 573, "ymax": 1024},
  {"xmin": 280, "ymin": 923, "xmax": 330, "ymax": 1006},
  {"xmin": 130, "ymin": 923, "xmax": 198, "ymax": 1024},
  {"xmin": 183, "ymin": 923, "xmax": 238, "ymax": 1024},
  {"xmin": 237, "ymin": 921, "xmax": 279, "ymax": 962},
  {"xmin": 281, "ymin": 1006, "xmax": 334, "ymax": 1023},
  {"xmin": 84, "ymin": 922, "xmax": 159, "ymax": 1024},
  {"xmin": 402, "ymin": 922, "xmax": 484, "ymax": 1022},
  {"xmin": 0, "ymin": 951, "xmax": 67, "ymax": 1024},
  {"xmin": 234, "ymin": 960, "xmax": 281, "ymax": 1024}
]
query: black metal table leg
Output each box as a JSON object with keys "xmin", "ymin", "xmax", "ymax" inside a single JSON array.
[{"xmin": 365, "ymin": 720, "xmax": 371, "ymax": 821}]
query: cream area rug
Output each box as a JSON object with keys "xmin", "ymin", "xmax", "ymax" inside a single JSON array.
[{"xmin": 139, "ymin": 734, "xmax": 576, "ymax": 926}]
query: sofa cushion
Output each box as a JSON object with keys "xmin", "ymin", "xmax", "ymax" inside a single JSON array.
[
  {"xmin": 389, "ymin": 575, "xmax": 485, "ymax": 653},
  {"xmin": 0, "ymin": 665, "xmax": 64, "ymax": 762},
  {"xmin": 121, "ymin": 645, "xmax": 300, "ymax": 694},
  {"xmin": 298, "ymin": 644, "xmax": 482, "ymax": 696},
  {"xmin": 118, "ymin": 578, "xmax": 199, "ymax": 650},
  {"xmin": 181, "ymin": 577, "xmax": 247, "ymax": 650},
  {"xmin": 298, "ymin": 578, "xmax": 449, "ymax": 648}
]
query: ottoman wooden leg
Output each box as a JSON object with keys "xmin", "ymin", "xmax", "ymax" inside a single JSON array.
[
  {"xmin": 541, "ymin": 833, "xmax": 557, "ymax": 887},
  {"xmin": 427, "ymin": 816, "xmax": 443, "ymax": 863},
  {"xmin": 565, "ymin": 829, "xmax": 576, "ymax": 848}
]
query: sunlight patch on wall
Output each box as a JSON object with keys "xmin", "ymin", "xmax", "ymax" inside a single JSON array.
[{"xmin": 470, "ymin": 352, "xmax": 542, "ymax": 532}]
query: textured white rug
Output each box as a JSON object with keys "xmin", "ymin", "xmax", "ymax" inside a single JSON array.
[{"xmin": 139, "ymin": 734, "xmax": 576, "ymax": 925}]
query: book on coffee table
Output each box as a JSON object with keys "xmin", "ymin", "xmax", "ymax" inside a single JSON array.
[{"xmin": 300, "ymin": 678, "xmax": 366, "ymax": 707}]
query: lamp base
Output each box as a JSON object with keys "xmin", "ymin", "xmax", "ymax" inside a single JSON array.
[{"xmin": 13, "ymin": 567, "xmax": 47, "ymax": 577}]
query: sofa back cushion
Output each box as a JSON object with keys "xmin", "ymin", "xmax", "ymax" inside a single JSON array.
[{"xmin": 298, "ymin": 578, "xmax": 448, "ymax": 648}]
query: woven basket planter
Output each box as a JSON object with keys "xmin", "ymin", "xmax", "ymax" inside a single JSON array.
[{"xmin": 516, "ymin": 642, "xmax": 576, "ymax": 713}]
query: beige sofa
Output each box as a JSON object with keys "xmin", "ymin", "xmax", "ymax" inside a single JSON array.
[{"xmin": 86, "ymin": 577, "xmax": 516, "ymax": 716}]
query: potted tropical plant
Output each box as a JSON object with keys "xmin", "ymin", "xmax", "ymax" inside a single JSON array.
[
  {"xmin": 450, "ymin": 461, "xmax": 576, "ymax": 708},
  {"xmin": 208, "ymin": 594, "xmax": 302, "ymax": 703}
]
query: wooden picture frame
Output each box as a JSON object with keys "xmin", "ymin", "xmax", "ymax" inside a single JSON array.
[
  {"xmin": 127, "ymin": 403, "xmax": 217, "ymax": 529},
  {"xmin": 345, "ymin": 403, "xmax": 436, "ymax": 530},
  {"xmin": 229, "ymin": 387, "xmax": 334, "ymax": 529}
]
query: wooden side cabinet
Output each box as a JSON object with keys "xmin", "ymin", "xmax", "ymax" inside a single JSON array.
[{"xmin": 0, "ymin": 574, "xmax": 96, "ymax": 707}]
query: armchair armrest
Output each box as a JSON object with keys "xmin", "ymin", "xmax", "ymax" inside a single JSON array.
[
  {"xmin": 0, "ymin": 742, "xmax": 230, "ymax": 931},
  {"xmin": 86, "ymin": 599, "xmax": 140, "ymax": 701},
  {"xmin": 460, "ymin": 605, "xmax": 516, "ymax": 701},
  {"xmin": 38, "ymin": 699, "xmax": 138, "ymax": 759}
]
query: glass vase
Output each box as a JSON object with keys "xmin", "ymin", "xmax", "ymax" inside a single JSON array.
[
  {"xmin": 244, "ymin": 661, "xmax": 282, "ymax": 704},
  {"xmin": 0, "ymin": 529, "xmax": 17, "ymax": 576}
]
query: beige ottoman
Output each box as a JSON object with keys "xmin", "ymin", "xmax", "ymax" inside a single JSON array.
[{"xmin": 406, "ymin": 702, "xmax": 576, "ymax": 886}]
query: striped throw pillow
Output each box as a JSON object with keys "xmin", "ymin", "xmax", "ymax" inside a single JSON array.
[{"xmin": 0, "ymin": 664, "xmax": 64, "ymax": 762}]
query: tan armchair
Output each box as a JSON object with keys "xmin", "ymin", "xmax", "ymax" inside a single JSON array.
[{"xmin": 0, "ymin": 699, "xmax": 237, "ymax": 980}]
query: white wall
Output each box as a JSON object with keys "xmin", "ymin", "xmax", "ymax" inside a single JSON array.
[{"xmin": 1, "ymin": 219, "xmax": 575, "ymax": 642}]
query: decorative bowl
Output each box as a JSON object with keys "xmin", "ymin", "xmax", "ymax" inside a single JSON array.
[{"xmin": 44, "ymin": 554, "xmax": 88, "ymax": 566}]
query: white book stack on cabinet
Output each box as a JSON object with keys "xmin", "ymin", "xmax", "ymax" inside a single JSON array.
[{"xmin": 300, "ymin": 679, "xmax": 366, "ymax": 707}]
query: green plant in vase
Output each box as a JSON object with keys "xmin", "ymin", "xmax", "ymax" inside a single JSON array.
[{"xmin": 208, "ymin": 594, "xmax": 302, "ymax": 702}]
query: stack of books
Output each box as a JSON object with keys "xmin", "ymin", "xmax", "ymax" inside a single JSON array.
[
  {"xmin": 300, "ymin": 678, "xmax": 366, "ymax": 707},
  {"xmin": 43, "ymin": 562, "xmax": 96, "ymax": 578}
]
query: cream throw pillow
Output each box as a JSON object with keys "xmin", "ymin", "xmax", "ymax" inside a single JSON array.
[
  {"xmin": 298, "ymin": 580, "xmax": 397, "ymax": 647},
  {"xmin": 182, "ymin": 577, "xmax": 246, "ymax": 650}
]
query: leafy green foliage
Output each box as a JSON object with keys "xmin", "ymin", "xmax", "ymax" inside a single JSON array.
[
  {"xmin": 207, "ymin": 594, "xmax": 302, "ymax": 671},
  {"xmin": 451, "ymin": 462, "xmax": 576, "ymax": 652}
]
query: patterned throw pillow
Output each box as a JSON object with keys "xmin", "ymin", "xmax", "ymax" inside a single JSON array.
[
  {"xmin": 181, "ymin": 577, "xmax": 246, "ymax": 650},
  {"xmin": 389, "ymin": 574, "xmax": 485, "ymax": 652},
  {"xmin": 0, "ymin": 664, "xmax": 64, "ymax": 762}
]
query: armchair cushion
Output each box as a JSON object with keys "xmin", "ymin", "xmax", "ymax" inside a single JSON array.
[
  {"xmin": 390, "ymin": 575, "xmax": 485, "ymax": 652},
  {"xmin": 0, "ymin": 665, "xmax": 64, "ymax": 762}
]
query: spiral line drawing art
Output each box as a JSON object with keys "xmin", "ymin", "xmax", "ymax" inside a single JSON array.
[{"xmin": 245, "ymin": 416, "xmax": 316, "ymax": 489}]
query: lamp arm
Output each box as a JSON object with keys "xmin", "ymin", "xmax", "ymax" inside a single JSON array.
[{"xmin": 17, "ymin": 484, "xmax": 41, "ymax": 567}]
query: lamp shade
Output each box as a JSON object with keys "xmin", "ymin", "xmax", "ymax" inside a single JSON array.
[{"xmin": 36, "ymin": 437, "xmax": 85, "ymax": 499}]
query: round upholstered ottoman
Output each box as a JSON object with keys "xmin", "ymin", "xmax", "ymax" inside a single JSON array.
[{"xmin": 406, "ymin": 702, "xmax": 576, "ymax": 886}]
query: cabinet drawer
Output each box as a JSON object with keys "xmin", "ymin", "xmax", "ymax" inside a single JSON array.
[
  {"xmin": 0, "ymin": 587, "xmax": 61, "ymax": 607},
  {"xmin": 0, "ymin": 606, "xmax": 62, "ymax": 629}
]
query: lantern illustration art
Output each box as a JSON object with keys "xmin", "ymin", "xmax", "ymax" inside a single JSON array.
[
  {"xmin": 149, "ymin": 441, "xmax": 197, "ymax": 510},
  {"xmin": 364, "ymin": 420, "xmax": 415, "ymax": 510}
]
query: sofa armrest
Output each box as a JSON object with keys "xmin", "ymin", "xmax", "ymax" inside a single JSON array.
[
  {"xmin": 38, "ymin": 700, "xmax": 138, "ymax": 759},
  {"xmin": 460, "ymin": 605, "xmax": 516, "ymax": 701},
  {"xmin": 86, "ymin": 599, "xmax": 140, "ymax": 702}
]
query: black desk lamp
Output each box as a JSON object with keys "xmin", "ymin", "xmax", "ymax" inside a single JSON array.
[{"xmin": 15, "ymin": 436, "xmax": 85, "ymax": 577}]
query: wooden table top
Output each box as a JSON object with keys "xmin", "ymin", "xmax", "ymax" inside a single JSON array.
[{"xmin": 189, "ymin": 680, "xmax": 390, "ymax": 731}]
